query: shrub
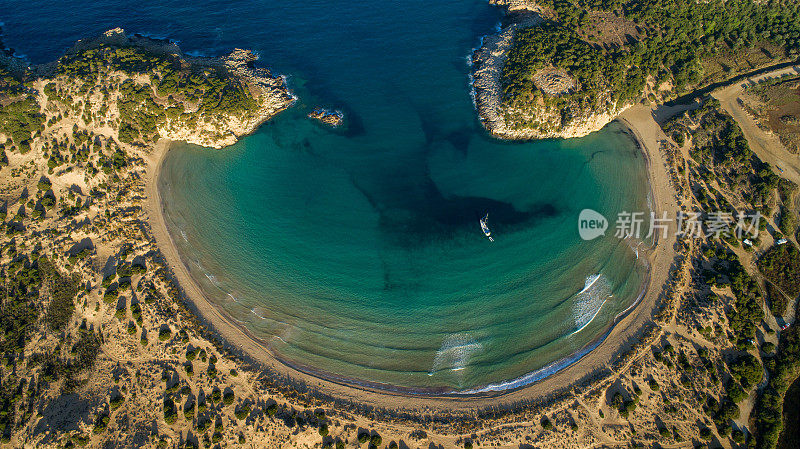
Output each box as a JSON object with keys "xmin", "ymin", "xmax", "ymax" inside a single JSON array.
[
  {"xmin": 92, "ymin": 414, "xmax": 109, "ymax": 434},
  {"xmin": 184, "ymin": 362, "xmax": 193, "ymax": 377},
  {"xmin": 223, "ymin": 390, "xmax": 234, "ymax": 405},
  {"xmin": 110, "ymin": 394, "xmax": 124, "ymax": 409},
  {"xmin": 158, "ymin": 327, "xmax": 171, "ymax": 341},
  {"xmin": 212, "ymin": 388, "xmax": 222, "ymax": 404},
  {"xmin": 37, "ymin": 178, "xmax": 52, "ymax": 191},
  {"xmin": 235, "ymin": 404, "xmax": 251, "ymax": 420}
]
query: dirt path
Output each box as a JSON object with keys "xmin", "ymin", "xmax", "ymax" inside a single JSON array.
[{"xmin": 712, "ymin": 65, "xmax": 800, "ymax": 184}]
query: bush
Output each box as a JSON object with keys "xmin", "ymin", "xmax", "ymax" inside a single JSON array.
[
  {"xmin": 223, "ymin": 390, "xmax": 234, "ymax": 405},
  {"xmin": 158, "ymin": 327, "xmax": 172, "ymax": 341},
  {"xmin": 370, "ymin": 435, "xmax": 382, "ymax": 447},
  {"xmin": 235, "ymin": 404, "xmax": 251, "ymax": 420},
  {"xmin": 184, "ymin": 362, "xmax": 193, "ymax": 377},
  {"xmin": 110, "ymin": 394, "xmax": 124, "ymax": 409},
  {"xmin": 212, "ymin": 388, "xmax": 222, "ymax": 404}
]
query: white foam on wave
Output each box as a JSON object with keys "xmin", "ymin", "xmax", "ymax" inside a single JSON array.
[
  {"xmin": 429, "ymin": 333, "xmax": 482, "ymax": 376},
  {"xmin": 180, "ymin": 230, "xmax": 188, "ymax": 242},
  {"xmin": 204, "ymin": 272, "xmax": 220, "ymax": 286},
  {"xmin": 468, "ymin": 74, "xmax": 477, "ymax": 108},
  {"xmin": 571, "ymin": 274, "xmax": 612, "ymax": 335}
]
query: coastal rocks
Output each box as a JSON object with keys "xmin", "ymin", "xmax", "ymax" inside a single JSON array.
[
  {"xmin": 307, "ymin": 107, "xmax": 344, "ymax": 127},
  {"xmin": 488, "ymin": 0, "xmax": 545, "ymax": 13}
]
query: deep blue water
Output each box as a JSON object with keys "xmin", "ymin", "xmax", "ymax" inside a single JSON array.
[{"xmin": 1, "ymin": 0, "xmax": 650, "ymax": 390}]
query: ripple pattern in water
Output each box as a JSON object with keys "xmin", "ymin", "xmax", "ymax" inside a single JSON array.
[{"xmin": 3, "ymin": 0, "xmax": 650, "ymax": 390}]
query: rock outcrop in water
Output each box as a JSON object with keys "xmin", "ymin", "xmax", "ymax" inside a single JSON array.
[{"xmin": 307, "ymin": 107, "xmax": 344, "ymax": 127}]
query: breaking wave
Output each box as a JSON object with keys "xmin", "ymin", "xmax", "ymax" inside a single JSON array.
[
  {"xmin": 429, "ymin": 333, "xmax": 482, "ymax": 375},
  {"xmin": 571, "ymin": 274, "xmax": 611, "ymax": 335}
]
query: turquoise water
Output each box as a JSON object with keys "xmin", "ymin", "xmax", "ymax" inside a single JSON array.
[{"xmin": 2, "ymin": 0, "xmax": 650, "ymax": 390}]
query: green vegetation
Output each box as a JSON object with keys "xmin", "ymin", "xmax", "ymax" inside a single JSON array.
[
  {"xmin": 724, "ymin": 254, "xmax": 765, "ymax": 348},
  {"xmin": 500, "ymin": 0, "xmax": 800, "ymax": 130},
  {"xmin": 54, "ymin": 44, "xmax": 259, "ymax": 145},
  {"xmin": 223, "ymin": 390, "xmax": 234, "ymax": 405},
  {"xmin": 758, "ymin": 243, "xmax": 800, "ymax": 316},
  {"xmin": 502, "ymin": 21, "xmax": 643, "ymax": 112},
  {"xmin": 0, "ymin": 97, "xmax": 44, "ymax": 151},
  {"xmin": 754, "ymin": 323, "xmax": 800, "ymax": 448},
  {"xmin": 729, "ymin": 354, "xmax": 763, "ymax": 388},
  {"xmin": 41, "ymin": 257, "xmax": 79, "ymax": 331},
  {"xmin": 672, "ymin": 100, "xmax": 779, "ymax": 210},
  {"xmin": 234, "ymin": 403, "xmax": 250, "ymax": 420}
]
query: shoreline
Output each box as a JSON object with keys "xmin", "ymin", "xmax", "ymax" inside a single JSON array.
[{"xmin": 143, "ymin": 103, "xmax": 677, "ymax": 410}]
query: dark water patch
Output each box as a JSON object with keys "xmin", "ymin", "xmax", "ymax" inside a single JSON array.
[{"xmin": 445, "ymin": 127, "xmax": 473, "ymax": 156}]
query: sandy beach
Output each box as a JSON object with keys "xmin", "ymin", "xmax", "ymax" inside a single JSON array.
[{"xmin": 143, "ymin": 100, "xmax": 680, "ymax": 413}]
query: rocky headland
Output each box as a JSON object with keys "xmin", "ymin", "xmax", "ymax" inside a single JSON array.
[
  {"xmin": 23, "ymin": 28, "xmax": 295, "ymax": 149},
  {"xmin": 471, "ymin": 4, "xmax": 632, "ymax": 140}
]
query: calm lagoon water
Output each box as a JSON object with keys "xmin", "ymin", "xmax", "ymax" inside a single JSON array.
[{"xmin": 2, "ymin": 0, "xmax": 650, "ymax": 390}]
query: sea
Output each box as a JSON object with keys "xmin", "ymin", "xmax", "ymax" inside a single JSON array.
[{"xmin": 1, "ymin": 0, "xmax": 651, "ymax": 391}]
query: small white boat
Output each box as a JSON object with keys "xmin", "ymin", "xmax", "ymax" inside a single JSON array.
[{"xmin": 480, "ymin": 213, "xmax": 494, "ymax": 242}]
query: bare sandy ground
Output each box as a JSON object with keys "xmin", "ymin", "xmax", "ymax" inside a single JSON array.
[
  {"xmin": 143, "ymin": 103, "xmax": 679, "ymax": 413},
  {"xmin": 713, "ymin": 64, "xmax": 800, "ymax": 184}
]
